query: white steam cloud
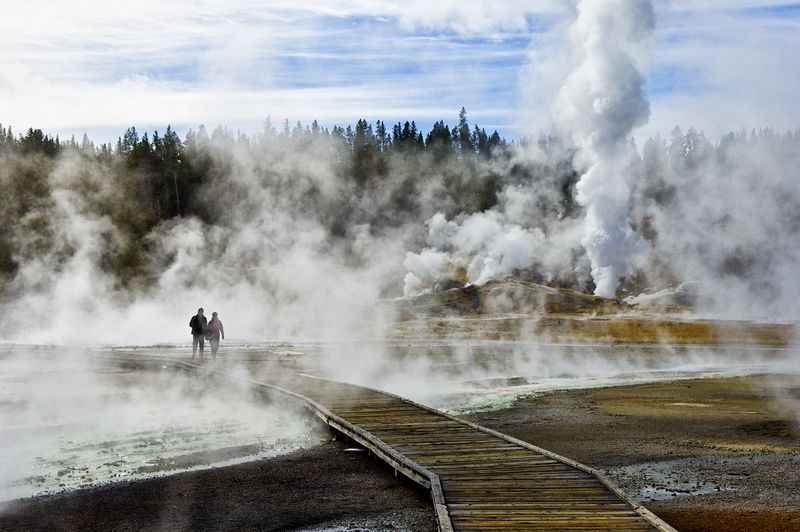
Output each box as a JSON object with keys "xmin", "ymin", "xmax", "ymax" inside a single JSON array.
[
  {"xmin": 555, "ymin": 0, "xmax": 654, "ymax": 297},
  {"xmin": 2, "ymin": 142, "xmax": 403, "ymax": 346},
  {"xmin": 402, "ymin": 191, "xmax": 584, "ymax": 297},
  {"xmin": 402, "ymin": 1, "xmax": 656, "ymax": 298}
]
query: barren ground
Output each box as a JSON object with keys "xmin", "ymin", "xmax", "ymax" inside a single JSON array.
[
  {"xmin": 467, "ymin": 375, "xmax": 800, "ymax": 532},
  {"xmin": 3, "ymin": 347, "xmax": 798, "ymax": 531},
  {"xmin": 0, "ymin": 439, "xmax": 437, "ymax": 532}
]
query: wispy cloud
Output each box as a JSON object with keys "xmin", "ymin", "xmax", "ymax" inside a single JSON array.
[
  {"xmin": 0, "ymin": 1, "xmax": 797, "ymax": 141},
  {"xmin": 644, "ymin": 1, "xmax": 800, "ymax": 136}
]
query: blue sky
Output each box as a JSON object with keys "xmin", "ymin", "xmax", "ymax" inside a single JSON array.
[{"xmin": 1, "ymin": 1, "xmax": 799, "ymax": 144}]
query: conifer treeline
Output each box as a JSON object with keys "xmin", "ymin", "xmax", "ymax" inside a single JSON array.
[
  {"xmin": 0, "ymin": 107, "xmax": 508, "ymax": 221},
  {"xmin": 0, "ymin": 107, "xmax": 505, "ymax": 171},
  {"xmin": 2, "ymin": 109, "xmax": 800, "ymax": 302},
  {"xmin": 0, "ymin": 108, "xmax": 518, "ymax": 290}
]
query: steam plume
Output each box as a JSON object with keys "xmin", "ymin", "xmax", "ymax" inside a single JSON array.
[{"xmin": 555, "ymin": 0, "xmax": 654, "ymax": 297}]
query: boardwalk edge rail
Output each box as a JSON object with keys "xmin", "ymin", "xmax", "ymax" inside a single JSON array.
[
  {"xmin": 172, "ymin": 360, "xmax": 455, "ymax": 532},
  {"xmin": 103, "ymin": 354, "xmax": 674, "ymax": 532},
  {"xmin": 298, "ymin": 372, "xmax": 678, "ymax": 532}
]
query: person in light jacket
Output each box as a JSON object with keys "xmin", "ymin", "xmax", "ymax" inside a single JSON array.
[{"xmin": 206, "ymin": 312, "xmax": 225, "ymax": 359}]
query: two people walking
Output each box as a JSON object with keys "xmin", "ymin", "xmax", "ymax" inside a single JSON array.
[{"xmin": 189, "ymin": 307, "xmax": 225, "ymax": 361}]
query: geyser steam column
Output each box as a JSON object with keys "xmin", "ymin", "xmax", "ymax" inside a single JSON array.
[{"xmin": 555, "ymin": 0, "xmax": 654, "ymax": 298}]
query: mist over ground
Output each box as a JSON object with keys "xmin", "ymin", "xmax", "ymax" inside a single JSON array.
[
  {"xmin": 1, "ymin": 116, "xmax": 798, "ymax": 344},
  {"xmin": 0, "ymin": 347, "xmax": 321, "ymax": 502},
  {"xmin": 1, "ymin": 6, "xmax": 799, "ymax": 531},
  {"xmin": 2, "ymin": 2, "xmax": 798, "ymax": 346}
]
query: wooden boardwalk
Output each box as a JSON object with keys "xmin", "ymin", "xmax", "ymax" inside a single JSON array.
[
  {"xmin": 266, "ymin": 375, "xmax": 674, "ymax": 532},
  {"xmin": 106, "ymin": 355, "xmax": 676, "ymax": 532}
]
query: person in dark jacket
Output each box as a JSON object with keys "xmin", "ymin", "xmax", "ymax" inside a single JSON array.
[
  {"xmin": 207, "ymin": 312, "xmax": 225, "ymax": 359},
  {"xmin": 189, "ymin": 308, "xmax": 208, "ymax": 361}
]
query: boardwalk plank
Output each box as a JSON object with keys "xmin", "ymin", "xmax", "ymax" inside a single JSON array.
[
  {"xmin": 119, "ymin": 357, "xmax": 674, "ymax": 532},
  {"xmin": 273, "ymin": 374, "xmax": 670, "ymax": 531}
]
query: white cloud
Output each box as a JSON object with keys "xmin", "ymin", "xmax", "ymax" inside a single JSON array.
[
  {"xmin": 390, "ymin": 1, "xmax": 563, "ymax": 33},
  {"xmin": 518, "ymin": 2, "xmax": 800, "ymax": 138},
  {"xmin": 1, "ymin": 76, "xmax": 472, "ymax": 130},
  {"xmin": 1, "ymin": 1, "xmax": 537, "ymax": 138},
  {"xmin": 644, "ymin": 4, "xmax": 800, "ymax": 137},
  {"xmin": 0, "ymin": 1, "xmax": 797, "ymax": 139}
]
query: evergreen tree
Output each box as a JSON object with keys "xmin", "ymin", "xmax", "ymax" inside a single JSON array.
[
  {"xmin": 456, "ymin": 107, "xmax": 473, "ymax": 156},
  {"xmin": 20, "ymin": 128, "xmax": 59, "ymax": 156},
  {"xmin": 426, "ymin": 120, "xmax": 453, "ymax": 162},
  {"xmin": 375, "ymin": 121, "xmax": 389, "ymax": 151},
  {"xmin": 121, "ymin": 127, "xmax": 139, "ymax": 154}
]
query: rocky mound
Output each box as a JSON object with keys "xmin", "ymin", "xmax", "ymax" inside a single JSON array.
[{"xmin": 391, "ymin": 279, "xmax": 629, "ymax": 320}]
